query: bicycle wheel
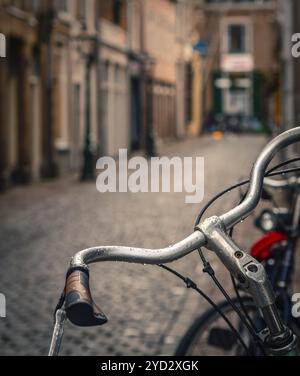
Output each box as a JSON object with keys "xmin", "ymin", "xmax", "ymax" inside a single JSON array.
[{"xmin": 175, "ymin": 297, "xmax": 261, "ymax": 356}]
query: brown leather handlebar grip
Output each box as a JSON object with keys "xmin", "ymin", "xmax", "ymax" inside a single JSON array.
[{"xmin": 65, "ymin": 267, "xmax": 108, "ymax": 327}]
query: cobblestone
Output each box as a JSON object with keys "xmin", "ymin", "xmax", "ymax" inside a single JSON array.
[{"xmin": 0, "ymin": 134, "xmax": 293, "ymax": 356}]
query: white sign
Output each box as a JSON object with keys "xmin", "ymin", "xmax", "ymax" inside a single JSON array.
[
  {"xmin": 215, "ymin": 78, "xmax": 231, "ymax": 89},
  {"xmin": 221, "ymin": 54, "xmax": 254, "ymax": 72},
  {"xmin": 235, "ymin": 78, "xmax": 252, "ymax": 88}
]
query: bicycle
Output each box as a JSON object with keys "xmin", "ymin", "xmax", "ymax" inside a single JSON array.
[
  {"xmin": 49, "ymin": 127, "xmax": 300, "ymax": 356},
  {"xmin": 176, "ymin": 175, "xmax": 300, "ymax": 355}
]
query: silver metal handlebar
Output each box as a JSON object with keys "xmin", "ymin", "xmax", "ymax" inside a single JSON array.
[
  {"xmin": 70, "ymin": 231, "xmax": 205, "ymax": 268},
  {"xmin": 71, "ymin": 127, "xmax": 300, "ymax": 269}
]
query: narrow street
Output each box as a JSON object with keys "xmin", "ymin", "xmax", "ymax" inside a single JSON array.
[{"xmin": 0, "ymin": 134, "xmax": 271, "ymax": 356}]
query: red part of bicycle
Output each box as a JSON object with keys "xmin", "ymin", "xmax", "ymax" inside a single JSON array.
[{"xmin": 250, "ymin": 232, "xmax": 288, "ymax": 262}]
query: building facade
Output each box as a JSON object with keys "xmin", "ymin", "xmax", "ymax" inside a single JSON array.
[
  {"xmin": 128, "ymin": 0, "xmax": 194, "ymax": 153},
  {"xmin": 0, "ymin": 0, "xmax": 197, "ymax": 192},
  {"xmin": 277, "ymin": 0, "xmax": 300, "ymax": 157},
  {"xmin": 192, "ymin": 0, "xmax": 279, "ymax": 133},
  {"xmin": 279, "ymin": 0, "xmax": 300, "ymax": 129},
  {"xmin": 0, "ymin": 0, "xmax": 40, "ymax": 190}
]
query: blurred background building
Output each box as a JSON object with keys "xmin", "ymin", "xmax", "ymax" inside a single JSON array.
[
  {"xmin": 0, "ymin": 0, "xmax": 296, "ymax": 192},
  {"xmin": 196, "ymin": 0, "xmax": 279, "ymax": 135}
]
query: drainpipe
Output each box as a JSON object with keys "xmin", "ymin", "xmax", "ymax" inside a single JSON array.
[
  {"xmin": 139, "ymin": 0, "xmax": 147, "ymax": 153},
  {"xmin": 126, "ymin": 0, "xmax": 132, "ymax": 153},
  {"xmin": 81, "ymin": 49, "xmax": 95, "ymax": 181},
  {"xmin": 140, "ymin": 0, "xmax": 156, "ymax": 157},
  {"xmin": 41, "ymin": 2, "xmax": 58, "ymax": 178},
  {"xmin": 95, "ymin": 1, "xmax": 105, "ymax": 157}
]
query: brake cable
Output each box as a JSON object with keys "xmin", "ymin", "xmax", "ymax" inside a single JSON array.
[
  {"xmin": 267, "ymin": 157, "xmax": 300, "ymax": 174},
  {"xmin": 198, "ymin": 248, "xmax": 264, "ymax": 352},
  {"xmin": 194, "ymin": 161, "xmax": 300, "ymax": 227},
  {"xmin": 158, "ymin": 264, "xmax": 251, "ymax": 355}
]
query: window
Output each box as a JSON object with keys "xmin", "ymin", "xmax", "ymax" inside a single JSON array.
[
  {"xmin": 56, "ymin": 0, "xmax": 68, "ymax": 13},
  {"xmin": 1, "ymin": 0, "xmax": 40, "ymax": 13},
  {"xmin": 76, "ymin": 0, "xmax": 86, "ymax": 23},
  {"xmin": 206, "ymin": 1, "xmax": 267, "ymax": 3},
  {"xmin": 98, "ymin": 0, "xmax": 126, "ymax": 29},
  {"xmin": 112, "ymin": 0, "xmax": 122, "ymax": 26},
  {"xmin": 228, "ymin": 24, "xmax": 246, "ymax": 53}
]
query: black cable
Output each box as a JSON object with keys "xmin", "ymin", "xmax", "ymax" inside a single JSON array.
[
  {"xmin": 197, "ymin": 246, "xmax": 258, "ymax": 346},
  {"xmin": 194, "ymin": 179, "xmax": 248, "ymax": 227},
  {"xmin": 194, "ymin": 164, "xmax": 300, "ymax": 228},
  {"xmin": 198, "ymin": 252, "xmax": 264, "ymax": 350},
  {"xmin": 158, "ymin": 264, "xmax": 251, "ymax": 355},
  {"xmin": 211, "ymin": 270, "xmax": 260, "ymax": 342},
  {"xmin": 274, "ymin": 166, "xmax": 300, "ymax": 175},
  {"xmin": 230, "ymin": 274, "xmax": 259, "ymax": 329},
  {"xmin": 267, "ymin": 157, "xmax": 300, "ymax": 174},
  {"xmin": 195, "ymin": 157, "xmax": 300, "ymax": 227}
]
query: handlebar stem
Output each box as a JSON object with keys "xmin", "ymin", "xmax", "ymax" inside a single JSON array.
[{"xmin": 198, "ymin": 216, "xmax": 277, "ymax": 311}]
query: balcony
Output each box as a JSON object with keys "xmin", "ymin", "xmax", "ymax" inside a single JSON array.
[
  {"xmin": 204, "ymin": 0, "xmax": 277, "ymax": 11},
  {"xmin": 0, "ymin": 0, "xmax": 39, "ymax": 37},
  {"xmin": 0, "ymin": 0, "xmax": 39, "ymax": 15}
]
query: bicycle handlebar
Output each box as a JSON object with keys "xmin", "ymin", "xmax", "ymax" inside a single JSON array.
[{"xmin": 64, "ymin": 127, "xmax": 300, "ymax": 327}]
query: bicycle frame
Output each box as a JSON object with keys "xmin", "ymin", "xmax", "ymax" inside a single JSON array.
[{"xmin": 50, "ymin": 127, "xmax": 300, "ymax": 356}]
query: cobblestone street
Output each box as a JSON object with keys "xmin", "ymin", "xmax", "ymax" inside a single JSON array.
[{"xmin": 0, "ymin": 134, "xmax": 282, "ymax": 356}]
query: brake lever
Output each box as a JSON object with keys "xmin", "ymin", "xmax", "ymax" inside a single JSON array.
[{"xmin": 48, "ymin": 309, "xmax": 67, "ymax": 356}]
